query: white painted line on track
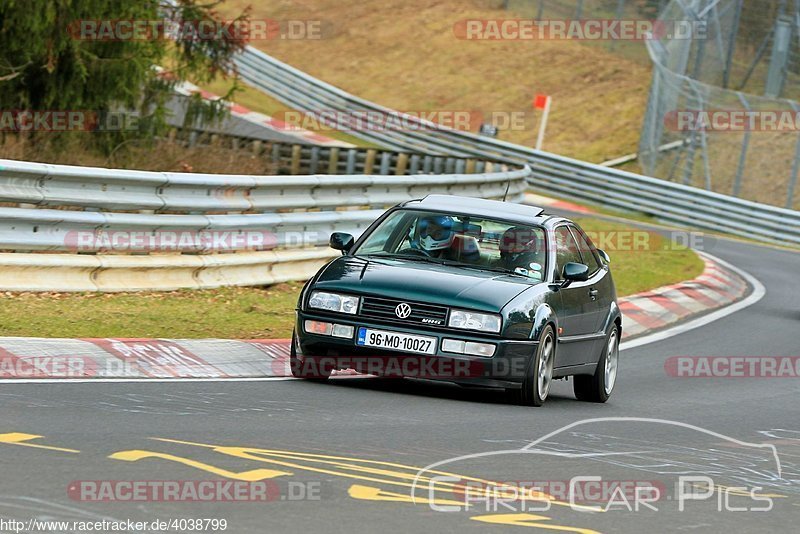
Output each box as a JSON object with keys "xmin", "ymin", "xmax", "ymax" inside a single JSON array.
[
  {"xmin": 620, "ymin": 251, "xmax": 766, "ymax": 351},
  {"xmin": 0, "ymin": 375, "xmax": 374, "ymax": 384},
  {"xmin": 0, "ymin": 376, "xmax": 297, "ymax": 384}
]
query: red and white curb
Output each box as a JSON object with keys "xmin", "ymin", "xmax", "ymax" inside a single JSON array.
[
  {"xmin": 619, "ymin": 251, "xmax": 748, "ymax": 339},
  {"xmin": 174, "ymin": 80, "xmax": 352, "ymax": 148},
  {"xmin": 524, "ymin": 193, "xmax": 595, "ymax": 214},
  {"xmin": 0, "ymin": 254, "xmax": 751, "ymax": 381},
  {"xmin": 0, "ymin": 338, "xmax": 294, "ymax": 381}
]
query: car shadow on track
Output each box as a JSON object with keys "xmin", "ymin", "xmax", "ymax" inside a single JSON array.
[{"xmin": 316, "ymin": 376, "xmax": 577, "ymax": 406}]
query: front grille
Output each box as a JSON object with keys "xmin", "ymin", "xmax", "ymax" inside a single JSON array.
[{"xmin": 360, "ymin": 296, "xmax": 449, "ymax": 327}]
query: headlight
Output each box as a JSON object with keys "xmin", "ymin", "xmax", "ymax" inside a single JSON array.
[
  {"xmin": 448, "ymin": 309, "xmax": 502, "ymax": 333},
  {"xmin": 308, "ymin": 291, "xmax": 360, "ymax": 315}
]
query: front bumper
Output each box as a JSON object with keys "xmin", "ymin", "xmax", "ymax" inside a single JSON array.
[{"xmin": 295, "ymin": 310, "xmax": 538, "ymax": 389}]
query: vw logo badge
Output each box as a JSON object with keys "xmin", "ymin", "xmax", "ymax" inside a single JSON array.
[{"xmin": 395, "ymin": 303, "xmax": 412, "ymax": 319}]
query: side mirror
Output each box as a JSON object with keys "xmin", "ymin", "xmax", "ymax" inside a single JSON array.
[
  {"xmin": 598, "ymin": 249, "xmax": 611, "ymax": 265},
  {"xmin": 330, "ymin": 232, "xmax": 354, "ymax": 253},
  {"xmin": 562, "ymin": 262, "xmax": 590, "ymax": 286}
]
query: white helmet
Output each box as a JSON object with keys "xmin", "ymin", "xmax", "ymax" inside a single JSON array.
[{"xmin": 415, "ymin": 215, "xmax": 455, "ymax": 252}]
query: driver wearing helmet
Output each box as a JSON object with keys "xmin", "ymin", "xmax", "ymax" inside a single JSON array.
[
  {"xmin": 409, "ymin": 215, "xmax": 456, "ymax": 257},
  {"xmin": 497, "ymin": 226, "xmax": 544, "ymax": 280}
]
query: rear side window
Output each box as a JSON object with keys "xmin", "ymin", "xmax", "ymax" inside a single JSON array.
[
  {"xmin": 554, "ymin": 226, "xmax": 583, "ymax": 280},
  {"xmin": 569, "ymin": 227, "xmax": 602, "ymax": 274}
]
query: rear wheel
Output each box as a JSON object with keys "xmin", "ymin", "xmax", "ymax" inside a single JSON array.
[
  {"xmin": 517, "ymin": 325, "xmax": 555, "ymax": 407},
  {"xmin": 290, "ymin": 330, "xmax": 331, "ymax": 380},
  {"xmin": 574, "ymin": 325, "xmax": 619, "ymax": 403}
]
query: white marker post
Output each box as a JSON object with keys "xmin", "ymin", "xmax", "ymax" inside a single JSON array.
[{"xmin": 533, "ymin": 94, "xmax": 551, "ymax": 151}]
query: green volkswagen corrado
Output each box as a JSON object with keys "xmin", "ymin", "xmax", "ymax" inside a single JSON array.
[{"xmin": 292, "ymin": 195, "xmax": 621, "ymax": 406}]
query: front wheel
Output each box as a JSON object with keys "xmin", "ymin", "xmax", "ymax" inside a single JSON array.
[
  {"xmin": 516, "ymin": 325, "xmax": 555, "ymax": 407},
  {"xmin": 574, "ymin": 325, "xmax": 619, "ymax": 403},
  {"xmin": 290, "ymin": 331, "xmax": 331, "ymax": 380}
]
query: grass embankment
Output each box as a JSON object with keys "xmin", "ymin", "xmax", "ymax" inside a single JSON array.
[
  {"xmin": 0, "ymin": 218, "xmax": 703, "ymax": 339},
  {"xmin": 214, "ymin": 0, "xmax": 651, "ymax": 163},
  {"xmin": 0, "ymin": 135, "xmax": 278, "ymax": 175}
]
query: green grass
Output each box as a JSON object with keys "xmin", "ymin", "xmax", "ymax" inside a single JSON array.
[
  {"xmin": 0, "ymin": 218, "xmax": 703, "ymax": 339},
  {"xmin": 0, "ymin": 284, "xmax": 301, "ymax": 340},
  {"xmin": 576, "ymin": 218, "xmax": 704, "ymax": 296}
]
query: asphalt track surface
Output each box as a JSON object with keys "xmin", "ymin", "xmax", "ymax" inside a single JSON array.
[{"xmin": 1, "ymin": 215, "xmax": 799, "ymax": 534}]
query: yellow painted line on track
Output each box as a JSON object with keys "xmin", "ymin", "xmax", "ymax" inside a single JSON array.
[
  {"xmin": 472, "ymin": 512, "xmax": 601, "ymax": 533},
  {"xmin": 0, "ymin": 432, "xmax": 79, "ymax": 453},
  {"xmin": 146, "ymin": 437, "xmax": 602, "ymax": 512},
  {"xmin": 108, "ymin": 450, "xmax": 292, "ymax": 480},
  {"xmin": 348, "ymin": 484, "xmax": 464, "ymax": 506}
]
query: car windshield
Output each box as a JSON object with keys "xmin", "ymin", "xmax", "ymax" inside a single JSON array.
[{"xmin": 353, "ymin": 209, "xmax": 547, "ymax": 281}]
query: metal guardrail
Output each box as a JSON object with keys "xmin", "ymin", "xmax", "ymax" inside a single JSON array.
[
  {"xmin": 0, "ymin": 144, "xmax": 529, "ymax": 290},
  {"xmin": 235, "ymin": 47, "xmax": 800, "ymax": 247},
  {"xmin": 0, "ymin": 150, "xmax": 525, "ymax": 216}
]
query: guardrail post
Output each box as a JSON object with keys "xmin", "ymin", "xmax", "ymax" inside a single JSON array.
[
  {"xmin": 309, "ymin": 146, "xmax": 320, "ymax": 174},
  {"xmin": 346, "ymin": 149, "xmax": 357, "ymax": 174},
  {"xmin": 423, "ymin": 155, "xmax": 433, "ymax": 174},
  {"xmin": 328, "ymin": 147, "xmax": 340, "ymax": 174},
  {"xmin": 291, "ymin": 145, "xmax": 302, "ymax": 175},
  {"xmin": 380, "ymin": 152, "xmax": 392, "ymax": 175},
  {"xmin": 270, "ymin": 143, "xmax": 281, "ymax": 166},
  {"xmin": 396, "ymin": 153, "xmax": 409, "ymax": 175},
  {"xmin": 409, "ymin": 154, "xmax": 420, "ymax": 175},
  {"xmin": 364, "ymin": 149, "xmax": 377, "ymax": 174}
]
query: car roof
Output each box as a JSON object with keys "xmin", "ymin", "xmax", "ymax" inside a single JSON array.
[{"xmin": 400, "ymin": 195, "xmax": 552, "ymax": 225}]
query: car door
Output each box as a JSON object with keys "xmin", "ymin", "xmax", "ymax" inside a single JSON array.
[
  {"xmin": 552, "ymin": 225, "xmax": 596, "ymax": 368},
  {"xmin": 569, "ymin": 225, "xmax": 613, "ymax": 336}
]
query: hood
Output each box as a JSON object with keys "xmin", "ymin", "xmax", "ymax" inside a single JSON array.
[{"xmin": 313, "ymin": 255, "xmax": 534, "ymax": 312}]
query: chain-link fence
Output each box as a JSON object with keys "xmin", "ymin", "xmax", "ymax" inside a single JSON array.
[
  {"xmin": 640, "ymin": 0, "xmax": 800, "ymax": 209},
  {"xmin": 502, "ymin": 0, "xmax": 800, "ymax": 208}
]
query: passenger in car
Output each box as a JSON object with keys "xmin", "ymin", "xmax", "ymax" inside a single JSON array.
[{"xmin": 496, "ymin": 226, "xmax": 545, "ymax": 280}]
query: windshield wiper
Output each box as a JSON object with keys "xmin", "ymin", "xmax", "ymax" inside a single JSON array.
[
  {"xmin": 363, "ymin": 253, "xmax": 448, "ymax": 265},
  {"xmin": 365, "ymin": 254, "xmax": 536, "ymax": 279},
  {"xmin": 438, "ymin": 260, "xmax": 528, "ymax": 277}
]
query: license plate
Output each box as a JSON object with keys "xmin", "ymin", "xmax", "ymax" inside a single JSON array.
[{"xmin": 356, "ymin": 328, "xmax": 437, "ymax": 355}]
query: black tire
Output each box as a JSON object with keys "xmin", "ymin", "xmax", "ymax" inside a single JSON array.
[
  {"xmin": 574, "ymin": 324, "xmax": 620, "ymax": 403},
  {"xmin": 516, "ymin": 325, "xmax": 556, "ymax": 407},
  {"xmin": 290, "ymin": 331, "xmax": 331, "ymax": 380}
]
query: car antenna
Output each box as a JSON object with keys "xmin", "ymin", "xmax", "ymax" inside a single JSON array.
[{"xmin": 502, "ymin": 177, "xmax": 512, "ymax": 202}]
